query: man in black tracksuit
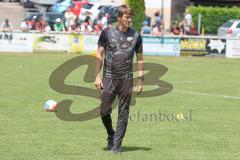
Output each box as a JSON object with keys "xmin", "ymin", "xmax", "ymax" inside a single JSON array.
[{"xmin": 94, "ymin": 4, "xmax": 144, "ymax": 154}]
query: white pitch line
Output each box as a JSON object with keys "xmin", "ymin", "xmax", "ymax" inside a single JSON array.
[
  {"xmin": 174, "ymin": 89, "xmax": 240, "ymax": 100},
  {"xmin": 169, "ymin": 66, "xmax": 240, "ymax": 76},
  {"xmin": 171, "ymin": 80, "xmax": 238, "ymax": 84},
  {"xmin": 171, "ymin": 81, "xmax": 195, "ymax": 84}
]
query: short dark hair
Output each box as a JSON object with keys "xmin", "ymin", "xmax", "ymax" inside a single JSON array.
[{"xmin": 117, "ymin": 4, "xmax": 134, "ymax": 18}]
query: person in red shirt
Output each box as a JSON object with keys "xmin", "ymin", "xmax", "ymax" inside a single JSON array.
[
  {"xmin": 170, "ymin": 22, "xmax": 183, "ymax": 35},
  {"xmin": 36, "ymin": 17, "xmax": 47, "ymax": 32},
  {"xmin": 187, "ymin": 25, "xmax": 198, "ymax": 35}
]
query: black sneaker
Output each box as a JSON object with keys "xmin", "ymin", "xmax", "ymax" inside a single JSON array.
[
  {"xmin": 111, "ymin": 145, "xmax": 121, "ymax": 154},
  {"xmin": 107, "ymin": 134, "xmax": 115, "ymax": 150}
]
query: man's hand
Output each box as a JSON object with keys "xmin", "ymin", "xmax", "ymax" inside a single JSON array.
[
  {"xmin": 135, "ymin": 79, "xmax": 143, "ymax": 95},
  {"xmin": 94, "ymin": 76, "xmax": 103, "ymax": 90},
  {"xmin": 94, "ymin": 46, "xmax": 104, "ymax": 91}
]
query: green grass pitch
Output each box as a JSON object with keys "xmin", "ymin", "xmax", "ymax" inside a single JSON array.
[{"xmin": 0, "ymin": 53, "xmax": 240, "ymax": 160}]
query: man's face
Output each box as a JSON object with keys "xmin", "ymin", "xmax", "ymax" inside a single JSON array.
[{"xmin": 118, "ymin": 13, "xmax": 133, "ymax": 28}]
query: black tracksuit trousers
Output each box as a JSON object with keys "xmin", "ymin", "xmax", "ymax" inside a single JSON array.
[{"xmin": 100, "ymin": 77, "xmax": 133, "ymax": 147}]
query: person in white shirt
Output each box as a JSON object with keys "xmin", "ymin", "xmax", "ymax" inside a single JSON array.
[
  {"xmin": 101, "ymin": 13, "xmax": 109, "ymax": 29},
  {"xmin": 64, "ymin": 8, "xmax": 76, "ymax": 31},
  {"xmin": 183, "ymin": 9, "xmax": 192, "ymax": 34},
  {"xmin": 20, "ymin": 19, "xmax": 31, "ymax": 32},
  {"xmin": 1, "ymin": 19, "xmax": 13, "ymax": 31}
]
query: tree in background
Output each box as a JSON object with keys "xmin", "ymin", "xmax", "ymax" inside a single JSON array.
[
  {"xmin": 125, "ymin": 0, "xmax": 145, "ymax": 32},
  {"xmin": 188, "ymin": 6, "xmax": 240, "ymax": 34}
]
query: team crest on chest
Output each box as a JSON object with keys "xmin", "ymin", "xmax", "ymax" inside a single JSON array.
[
  {"xmin": 127, "ymin": 37, "xmax": 134, "ymax": 41},
  {"xmin": 119, "ymin": 41, "xmax": 132, "ymax": 49}
]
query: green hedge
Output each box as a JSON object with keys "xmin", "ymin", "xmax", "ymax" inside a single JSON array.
[
  {"xmin": 188, "ymin": 6, "xmax": 240, "ymax": 34},
  {"xmin": 125, "ymin": 0, "xmax": 145, "ymax": 32}
]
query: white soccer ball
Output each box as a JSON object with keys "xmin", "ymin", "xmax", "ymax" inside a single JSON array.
[{"xmin": 44, "ymin": 100, "xmax": 58, "ymax": 112}]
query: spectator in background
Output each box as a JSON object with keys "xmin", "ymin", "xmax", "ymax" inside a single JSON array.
[
  {"xmin": 54, "ymin": 18, "xmax": 66, "ymax": 32},
  {"xmin": 1, "ymin": 19, "xmax": 13, "ymax": 31},
  {"xmin": 141, "ymin": 21, "xmax": 151, "ymax": 35},
  {"xmin": 85, "ymin": 11, "xmax": 92, "ymax": 26},
  {"xmin": 20, "ymin": 19, "xmax": 31, "ymax": 32},
  {"xmin": 170, "ymin": 22, "xmax": 182, "ymax": 35},
  {"xmin": 187, "ymin": 24, "xmax": 198, "ymax": 35},
  {"xmin": 30, "ymin": 16, "xmax": 37, "ymax": 30},
  {"xmin": 154, "ymin": 11, "xmax": 163, "ymax": 28},
  {"xmin": 152, "ymin": 22, "xmax": 164, "ymax": 36},
  {"xmin": 101, "ymin": 13, "xmax": 109, "ymax": 29},
  {"xmin": 64, "ymin": 8, "xmax": 76, "ymax": 31},
  {"xmin": 80, "ymin": 11, "xmax": 93, "ymax": 33},
  {"xmin": 36, "ymin": 17, "xmax": 47, "ymax": 32},
  {"xmin": 94, "ymin": 20, "xmax": 103, "ymax": 34},
  {"xmin": 183, "ymin": 9, "xmax": 192, "ymax": 34},
  {"xmin": 152, "ymin": 24, "xmax": 161, "ymax": 36},
  {"xmin": 45, "ymin": 23, "xmax": 52, "ymax": 32},
  {"xmin": 69, "ymin": 23, "xmax": 80, "ymax": 33},
  {"xmin": 80, "ymin": 22, "xmax": 93, "ymax": 33},
  {"xmin": 145, "ymin": 15, "xmax": 151, "ymax": 27}
]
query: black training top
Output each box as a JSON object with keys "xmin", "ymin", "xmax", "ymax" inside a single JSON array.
[{"xmin": 98, "ymin": 26, "xmax": 143, "ymax": 78}]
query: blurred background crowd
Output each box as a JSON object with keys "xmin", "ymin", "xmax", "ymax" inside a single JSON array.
[
  {"xmin": 1, "ymin": 0, "xmax": 239, "ymax": 38},
  {"xmin": 0, "ymin": 0, "xmax": 197, "ymax": 36},
  {"xmin": 1, "ymin": 0, "xmax": 118, "ymax": 34}
]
